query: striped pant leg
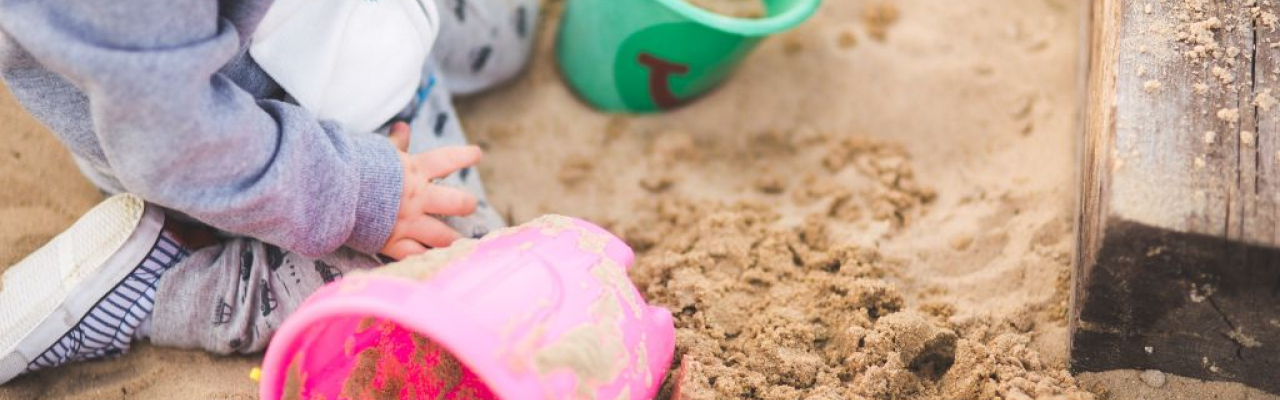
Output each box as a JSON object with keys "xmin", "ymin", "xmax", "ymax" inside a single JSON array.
[{"xmin": 25, "ymin": 233, "xmax": 188, "ymax": 373}]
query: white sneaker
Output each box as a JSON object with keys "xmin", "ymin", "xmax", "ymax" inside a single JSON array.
[{"xmin": 0, "ymin": 194, "xmax": 186, "ymax": 383}]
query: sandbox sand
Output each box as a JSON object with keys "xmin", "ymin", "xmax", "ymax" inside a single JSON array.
[{"xmin": 2, "ymin": 0, "xmax": 1279, "ymax": 399}]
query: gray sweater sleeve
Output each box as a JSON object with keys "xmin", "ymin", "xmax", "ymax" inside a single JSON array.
[{"xmin": 0, "ymin": 0, "xmax": 403, "ymax": 257}]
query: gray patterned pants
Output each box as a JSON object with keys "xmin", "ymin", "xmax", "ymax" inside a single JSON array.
[{"xmin": 149, "ymin": 0, "xmax": 538, "ymax": 354}]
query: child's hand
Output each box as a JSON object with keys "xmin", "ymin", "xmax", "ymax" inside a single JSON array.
[{"xmin": 380, "ymin": 122, "xmax": 481, "ymax": 260}]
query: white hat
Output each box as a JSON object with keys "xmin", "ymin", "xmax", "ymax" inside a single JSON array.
[{"xmin": 249, "ymin": 0, "xmax": 440, "ymax": 134}]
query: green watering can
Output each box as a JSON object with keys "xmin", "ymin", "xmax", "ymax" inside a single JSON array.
[{"xmin": 556, "ymin": 0, "xmax": 822, "ymax": 113}]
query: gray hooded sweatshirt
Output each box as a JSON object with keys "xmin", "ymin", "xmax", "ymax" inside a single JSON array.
[{"xmin": 0, "ymin": 0, "xmax": 403, "ymax": 257}]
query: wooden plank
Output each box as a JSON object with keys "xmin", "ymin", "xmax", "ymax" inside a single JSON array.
[{"xmin": 1072, "ymin": 0, "xmax": 1280, "ymax": 393}]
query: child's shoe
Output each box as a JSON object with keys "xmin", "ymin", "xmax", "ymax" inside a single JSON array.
[{"xmin": 0, "ymin": 194, "xmax": 186, "ymax": 383}]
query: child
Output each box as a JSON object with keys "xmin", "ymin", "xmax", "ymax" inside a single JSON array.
[{"xmin": 0, "ymin": 0, "xmax": 537, "ymax": 383}]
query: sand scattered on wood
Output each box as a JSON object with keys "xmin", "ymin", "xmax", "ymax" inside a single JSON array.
[
  {"xmin": 1255, "ymin": 89, "xmax": 1277, "ymax": 110},
  {"xmin": 1216, "ymin": 107, "xmax": 1240, "ymax": 124}
]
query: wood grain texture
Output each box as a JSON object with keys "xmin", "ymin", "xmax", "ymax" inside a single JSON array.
[
  {"xmin": 1073, "ymin": 0, "xmax": 1280, "ymax": 393},
  {"xmin": 1101, "ymin": 1, "xmax": 1277, "ymax": 242}
]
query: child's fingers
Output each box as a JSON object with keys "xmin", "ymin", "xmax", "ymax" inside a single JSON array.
[
  {"xmin": 402, "ymin": 216, "xmax": 462, "ymax": 248},
  {"xmin": 415, "ymin": 185, "xmax": 477, "ymax": 216},
  {"xmin": 389, "ymin": 121, "xmax": 411, "ymax": 152},
  {"xmin": 412, "ymin": 146, "xmax": 483, "ymax": 179},
  {"xmin": 382, "ymin": 238, "xmax": 429, "ymax": 261}
]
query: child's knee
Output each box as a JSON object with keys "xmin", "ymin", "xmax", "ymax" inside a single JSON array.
[
  {"xmin": 150, "ymin": 239, "xmax": 379, "ymax": 354},
  {"xmin": 432, "ymin": 0, "xmax": 540, "ymax": 95}
]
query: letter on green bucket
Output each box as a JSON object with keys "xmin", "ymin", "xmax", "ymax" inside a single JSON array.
[
  {"xmin": 615, "ymin": 24, "xmax": 760, "ymax": 111},
  {"xmin": 555, "ymin": 0, "xmax": 821, "ymax": 113}
]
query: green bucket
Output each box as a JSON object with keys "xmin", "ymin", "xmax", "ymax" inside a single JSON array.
[{"xmin": 555, "ymin": 0, "xmax": 821, "ymax": 113}]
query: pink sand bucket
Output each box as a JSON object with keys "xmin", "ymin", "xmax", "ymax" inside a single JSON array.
[{"xmin": 257, "ymin": 216, "xmax": 676, "ymax": 400}]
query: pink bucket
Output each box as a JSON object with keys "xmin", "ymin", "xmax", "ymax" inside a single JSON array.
[{"xmin": 257, "ymin": 216, "xmax": 676, "ymax": 400}]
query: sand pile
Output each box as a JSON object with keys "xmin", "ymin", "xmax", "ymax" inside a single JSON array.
[{"xmin": 622, "ymin": 196, "xmax": 1091, "ymax": 399}]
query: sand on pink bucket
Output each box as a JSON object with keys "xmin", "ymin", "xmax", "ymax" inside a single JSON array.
[{"xmin": 277, "ymin": 215, "xmax": 670, "ymax": 400}]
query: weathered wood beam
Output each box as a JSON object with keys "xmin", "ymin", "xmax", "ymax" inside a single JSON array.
[{"xmin": 1073, "ymin": 0, "xmax": 1280, "ymax": 393}]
